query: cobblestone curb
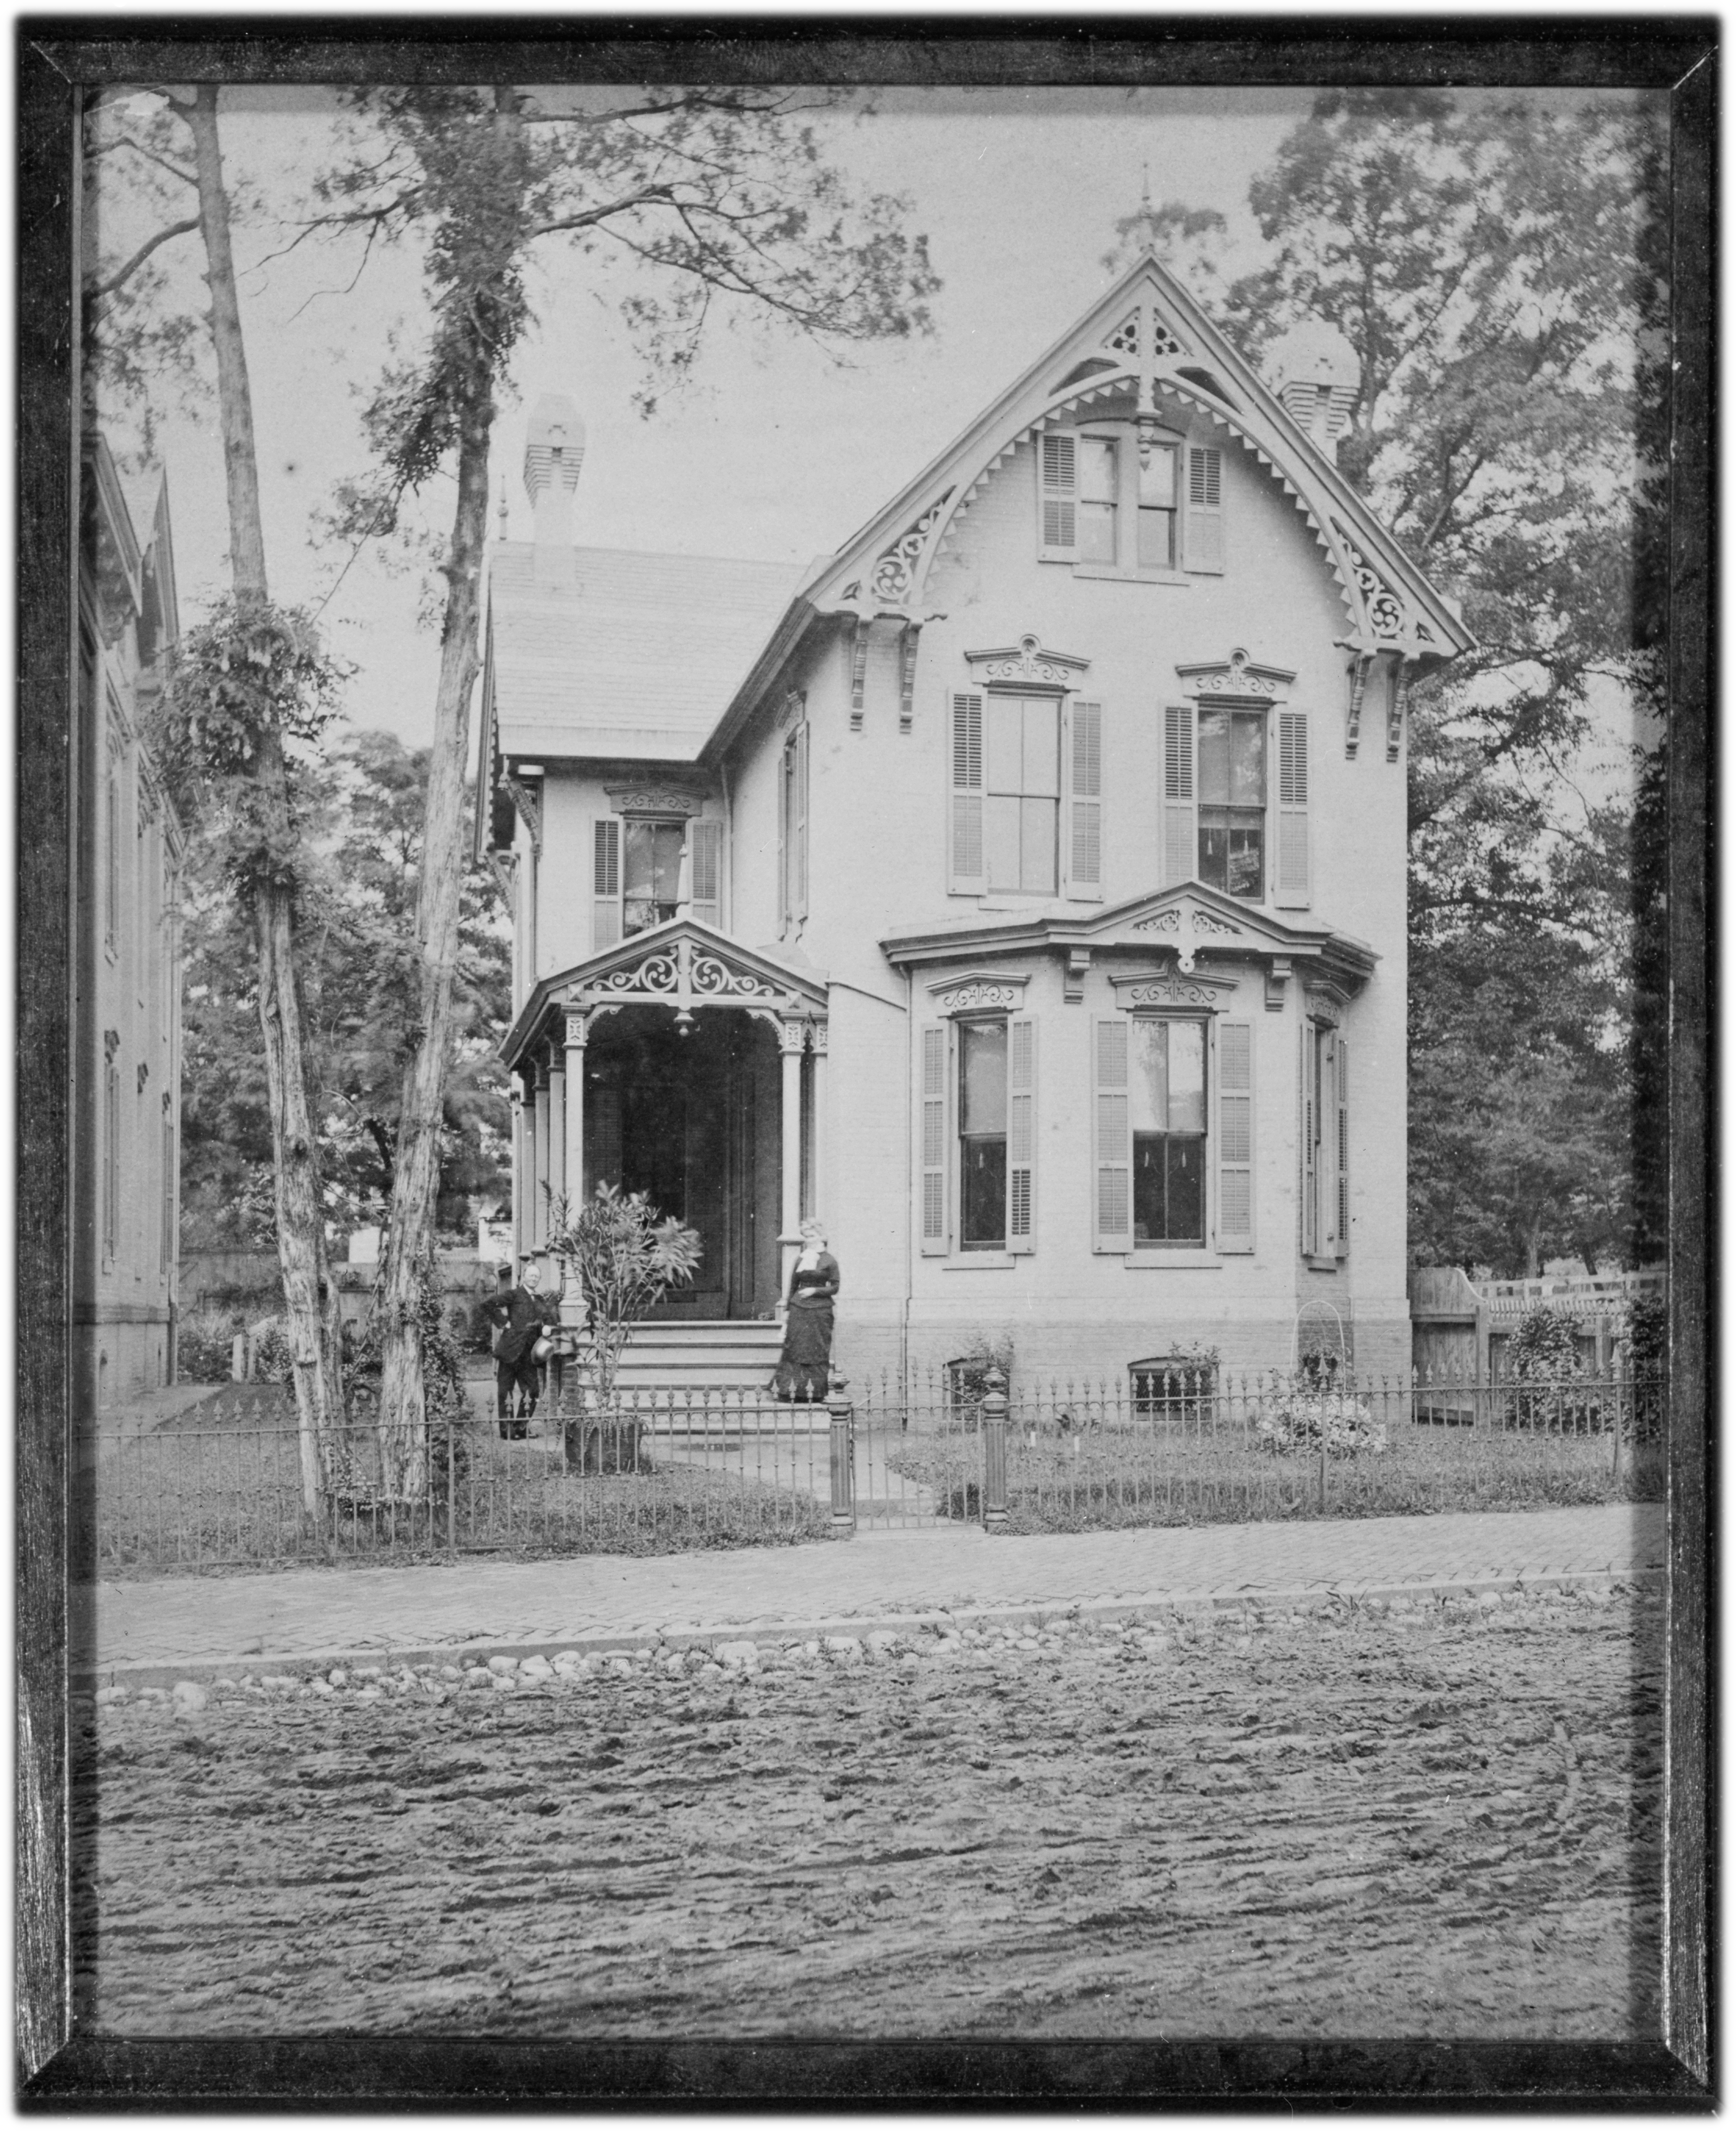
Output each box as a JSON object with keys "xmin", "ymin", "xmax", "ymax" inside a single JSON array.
[{"xmin": 77, "ymin": 1565, "xmax": 1657, "ymax": 1691}]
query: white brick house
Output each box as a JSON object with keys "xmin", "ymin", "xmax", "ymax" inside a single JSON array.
[{"xmin": 477, "ymin": 255, "xmax": 1473, "ymax": 1389}]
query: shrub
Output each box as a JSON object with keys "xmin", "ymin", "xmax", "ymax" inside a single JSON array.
[
  {"xmin": 176, "ymin": 1309, "xmax": 240, "ymax": 1385},
  {"xmin": 1625, "ymin": 1291, "xmax": 1667, "ymax": 1369},
  {"xmin": 251, "ymin": 1320, "xmax": 294, "ymax": 1386},
  {"xmin": 945, "ymin": 1333, "xmax": 1016, "ymax": 1419},
  {"xmin": 1508, "ymin": 1304, "xmax": 1583, "ymax": 1379},
  {"xmin": 1253, "ymin": 1388, "xmax": 1389, "ymax": 1458},
  {"xmin": 1503, "ymin": 1304, "xmax": 1609, "ymax": 1433}
]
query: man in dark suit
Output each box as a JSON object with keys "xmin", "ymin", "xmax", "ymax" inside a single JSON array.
[{"xmin": 484, "ymin": 1261, "xmax": 552, "ymax": 1438}]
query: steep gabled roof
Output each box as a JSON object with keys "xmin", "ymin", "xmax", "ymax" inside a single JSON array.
[
  {"xmin": 486, "ymin": 542, "xmax": 807, "ymax": 763},
  {"xmin": 804, "ymin": 252, "xmax": 1474, "ymax": 669}
]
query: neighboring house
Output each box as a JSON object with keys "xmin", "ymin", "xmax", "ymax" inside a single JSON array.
[
  {"xmin": 476, "ymin": 255, "xmax": 1474, "ymax": 1391},
  {"xmin": 75, "ymin": 434, "xmax": 183, "ymax": 1413}
]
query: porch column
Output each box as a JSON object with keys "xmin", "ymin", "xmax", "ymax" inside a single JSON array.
[
  {"xmin": 547, "ymin": 1041, "xmax": 567, "ymax": 1225},
  {"xmin": 532, "ymin": 1056, "xmax": 551, "ymax": 1255},
  {"xmin": 778, "ymin": 1017, "xmax": 806, "ymax": 1312},
  {"xmin": 561, "ymin": 1009, "xmax": 587, "ymax": 1328},
  {"xmin": 509, "ymin": 1080, "xmax": 526, "ymax": 1266},
  {"xmin": 810, "ymin": 1018, "xmax": 829, "ymax": 1227}
]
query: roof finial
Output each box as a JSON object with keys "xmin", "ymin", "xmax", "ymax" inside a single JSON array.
[{"xmin": 1140, "ymin": 162, "xmax": 1152, "ymax": 212}]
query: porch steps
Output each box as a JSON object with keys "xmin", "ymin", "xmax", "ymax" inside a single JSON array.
[{"xmin": 599, "ymin": 1321, "xmax": 787, "ymax": 1396}]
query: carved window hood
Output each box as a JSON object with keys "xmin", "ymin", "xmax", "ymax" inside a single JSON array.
[
  {"xmin": 965, "ymin": 635, "xmax": 1091, "ymax": 690},
  {"xmin": 602, "ymin": 781, "xmax": 711, "ymax": 818},
  {"xmin": 1175, "ymin": 648, "xmax": 1295, "ymax": 702}
]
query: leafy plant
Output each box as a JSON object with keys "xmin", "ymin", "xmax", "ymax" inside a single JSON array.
[
  {"xmin": 550, "ymin": 1184, "xmax": 703, "ymax": 1420},
  {"xmin": 1253, "ymin": 1388, "xmax": 1389, "ymax": 1458},
  {"xmin": 1502, "ymin": 1304, "xmax": 1611, "ymax": 1435},
  {"xmin": 175, "ymin": 1308, "xmax": 241, "ymax": 1385}
]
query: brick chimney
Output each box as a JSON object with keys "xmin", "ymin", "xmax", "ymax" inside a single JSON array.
[{"xmin": 523, "ymin": 395, "xmax": 584, "ymax": 588}]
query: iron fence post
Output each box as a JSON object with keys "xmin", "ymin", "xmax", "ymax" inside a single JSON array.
[
  {"xmin": 982, "ymin": 1366, "xmax": 1009, "ymax": 1531},
  {"xmin": 828, "ymin": 1382, "xmax": 856, "ymax": 1535}
]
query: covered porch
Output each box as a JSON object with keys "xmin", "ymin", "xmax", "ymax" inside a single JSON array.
[{"xmin": 503, "ymin": 922, "xmax": 829, "ymax": 1328}]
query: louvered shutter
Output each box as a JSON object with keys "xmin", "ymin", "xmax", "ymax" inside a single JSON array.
[
  {"xmin": 948, "ymin": 691, "xmax": 987, "ymax": 894},
  {"xmin": 1184, "ymin": 446, "xmax": 1225, "ymax": 573},
  {"xmin": 920, "ymin": 1025, "xmax": 949, "ymax": 1255},
  {"xmin": 1067, "ymin": 698, "xmax": 1103, "ymax": 899},
  {"xmin": 1007, "ymin": 1016, "xmax": 1036, "ymax": 1253},
  {"xmin": 792, "ymin": 723, "xmax": 810, "ymax": 921},
  {"xmin": 1216, "ymin": 1019, "xmax": 1254, "ymax": 1252},
  {"xmin": 1161, "ymin": 704, "xmax": 1197, "ymax": 887},
  {"xmin": 1093, "ymin": 1017, "xmax": 1133, "ymax": 1252},
  {"xmin": 1276, "ymin": 710, "xmax": 1310, "ymax": 908},
  {"xmin": 1039, "ymin": 431, "xmax": 1078, "ymax": 559},
  {"xmin": 689, "ymin": 817, "xmax": 723, "ymax": 929},
  {"xmin": 592, "ymin": 819, "xmax": 621, "ymax": 951},
  {"xmin": 1301, "ymin": 1023, "xmax": 1318, "ymax": 1255},
  {"xmin": 1335, "ymin": 1035, "xmax": 1350, "ymax": 1260}
]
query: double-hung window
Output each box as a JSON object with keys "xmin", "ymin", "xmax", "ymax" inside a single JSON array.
[
  {"xmin": 986, "ymin": 694, "xmax": 1060, "ymax": 894},
  {"xmin": 1197, "ymin": 707, "xmax": 1267, "ymax": 900},
  {"xmin": 1040, "ymin": 426, "xmax": 1221, "ymax": 574},
  {"xmin": 920, "ymin": 1012, "xmax": 1036, "ymax": 1256},
  {"xmin": 1095, "ymin": 1012, "xmax": 1254, "ymax": 1254},
  {"xmin": 1130, "ymin": 1018, "xmax": 1206, "ymax": 1244},
  {"xmin": 949, "ymin": 691, "xmax": 1103, "ymax": 900},
  {"xmin": 593, "ymin": 814, "xmax": 723, "ymax": 950},
  {"xmin": 959, "ymin": 1019, "xmax": 1008, "ymax": 1248},
  {"xmin": 1161, "ymin": 702, "xmax": 1311, "ymax": 908}
]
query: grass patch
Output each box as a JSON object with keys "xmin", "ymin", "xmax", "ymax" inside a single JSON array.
[
  {"xmin": 888, "ymin": 1417, "xmax": 1662, "ymax": 1534},
  {"xmin": 81, "ymin": 1406, "xmax": 834, "ymax": 1578}
]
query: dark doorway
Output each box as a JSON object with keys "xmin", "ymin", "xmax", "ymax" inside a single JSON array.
[{"xmin": 582, "ymin": 1008, "xmax": 778, "ymax": 1319}]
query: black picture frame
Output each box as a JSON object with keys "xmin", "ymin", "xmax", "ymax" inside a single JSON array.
[{"xmin": 18, "ymin": 16, "xmax": 1715, "ymax": 2107}]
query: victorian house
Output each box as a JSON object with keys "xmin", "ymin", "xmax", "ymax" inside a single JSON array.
[
  {"xmin": 76, "ymin": 435, "xmax": 184, "ymax": 1413},
  {"xmin": 477, "ymin": 255, "xmax": 1473, "ymax": 1392}
]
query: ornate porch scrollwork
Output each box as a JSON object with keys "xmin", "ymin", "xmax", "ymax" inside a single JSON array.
[{"xmin": 692, "ymin": 955, "xmax": 785, "ymax": 1004}]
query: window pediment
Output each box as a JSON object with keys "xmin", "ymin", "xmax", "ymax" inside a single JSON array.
[
  {"xmin": 964, "ymin": 635, "xmax": 1089, "ymax": 690},
  {"xmin": 1176, "ymin": 648, "xmax": 1295, "ymax": 702}
]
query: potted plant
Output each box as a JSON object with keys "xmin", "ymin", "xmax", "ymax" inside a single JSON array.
[{"xmin": 548, "ymin": 1184, "xmax": 702, "ymax": 1474}]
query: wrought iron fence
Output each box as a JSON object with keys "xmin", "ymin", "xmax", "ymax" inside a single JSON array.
[{"xmin": 77, "ymin": 1362, "xmax": 1665, "ymax": 1576}]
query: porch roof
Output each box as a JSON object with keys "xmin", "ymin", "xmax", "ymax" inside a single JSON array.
[
  {"xmin": 880, "ymin": 883, "xmax": 1378, "ymax": 988},
  {"xmin": 502, "ymin": 917, "xmax": 829, "ymax": 1072}
]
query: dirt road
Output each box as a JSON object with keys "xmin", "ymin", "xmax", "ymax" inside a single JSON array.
[{"xmin": 78, "ymin": 1584, "xmax": 1660, "ymax": 2040}]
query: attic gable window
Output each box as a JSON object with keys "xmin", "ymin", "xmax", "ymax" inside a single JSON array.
[{"xmin": 1037, "ymin": 423, "xmax": 1213, "ymax": 576}]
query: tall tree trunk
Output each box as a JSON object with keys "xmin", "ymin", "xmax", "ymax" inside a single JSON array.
[
  {"xmin": 372, "ymin": 331, "xmax": 496, "ymax": 1494},
  {"xmin": 186, "ymin": 86, "xmax": 343, "ymax": 1515},
  {"xmin": 373, "ymin": 87, "xmax": 523, "ymax": 1495}
]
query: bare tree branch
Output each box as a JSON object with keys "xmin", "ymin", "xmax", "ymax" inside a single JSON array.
[{"xmin": 87, "ymin": 216, "xmax": 200, "ymax": 300}]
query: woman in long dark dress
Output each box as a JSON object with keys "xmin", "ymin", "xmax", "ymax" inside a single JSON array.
[{"xmin": 773, "ymin": 1219, "xmax": 839, "ymax": 1402}]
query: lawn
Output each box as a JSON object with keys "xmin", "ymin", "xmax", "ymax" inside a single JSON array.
[
  {"xmin": 885, "ymin": 1413, "xmax": 1663, "ymax": 1533},
  {"xmin": 79, "ymin": 1388, "xmax": 833, "ymax": 1576}
]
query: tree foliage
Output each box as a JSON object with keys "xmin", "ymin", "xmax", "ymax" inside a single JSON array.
[{"xmin": 1190, "ymin": 88, "xmax": 1668, "ymax": 1275}]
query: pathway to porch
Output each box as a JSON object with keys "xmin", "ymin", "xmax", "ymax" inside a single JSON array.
[{"xmin": 81, "ymin": 1501, "xmax": 1659, "ymax": 1681}]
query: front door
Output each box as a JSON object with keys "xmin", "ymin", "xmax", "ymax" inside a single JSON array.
[{"xmin": 619, "ymin": 1072, "xmax": 728, "ymax": 1319}]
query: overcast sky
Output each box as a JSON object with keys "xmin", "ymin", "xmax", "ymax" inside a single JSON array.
[{"xmin": 90, "ymin": 82, "xmax": 1644, "ymax": 795}]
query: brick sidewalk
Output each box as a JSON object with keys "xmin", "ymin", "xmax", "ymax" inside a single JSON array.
[{"xmin": 77, "ymin": 1502, "xmax": 1662, "ymax": 1679}]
